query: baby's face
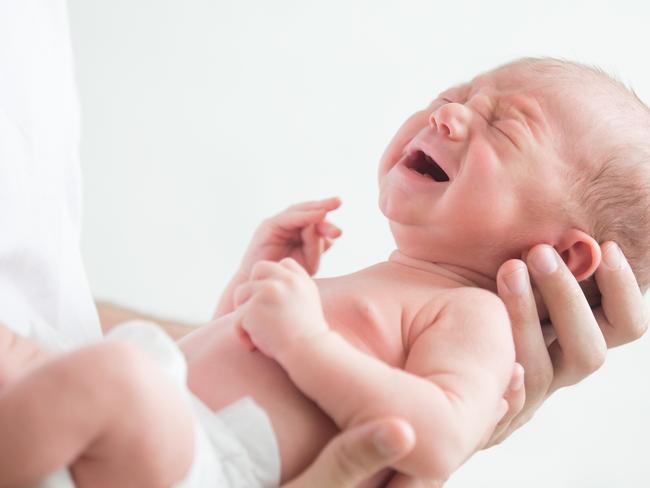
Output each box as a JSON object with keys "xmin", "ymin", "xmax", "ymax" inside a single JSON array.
[{"xmin": 378, "ymin": 67, "xmax": 573, "ymax": 275}]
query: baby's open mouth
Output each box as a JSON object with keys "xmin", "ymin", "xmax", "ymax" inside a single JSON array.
[{"xmin": 405, "ymin": 150, "xmax": 450, "ymax": 182}]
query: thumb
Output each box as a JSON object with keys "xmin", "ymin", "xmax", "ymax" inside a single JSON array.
[{"xmin": 282, "ymin": 418, "xmax": 415, "ymax": 488}]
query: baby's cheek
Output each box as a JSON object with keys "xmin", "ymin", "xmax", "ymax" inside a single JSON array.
[
  {"xmin": 461, "ymin": 187, "xmax": 518, "ymax": 233},
  {"xmin": 468, "ymin": 143, "xmax": 501, "ymax": 176},
  {"xmin": 460, "ymin": 146, "xmax": 519, "ymax": 231}
]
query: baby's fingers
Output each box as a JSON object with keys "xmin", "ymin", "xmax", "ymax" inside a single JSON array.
[
  {"xmin": 323, "ymin": 237, "xmax": 335, "ymax": 253},
  {"xmin": 229, "ymin": 303, "xmax": 257, "ymax": 351},
  {"xmin": 595, "ymin": 241, "xmax": 648, "ymax": 347},
  {"xmin": 279, "ymin": 257, "xmax": 309, "ymax": 274},
  {"xmin": 301, "ymin": 224, "xmax": 323, "ymax": 275},
  {"xmin": 272, "ymin": 209, "xmax": 327, "ymax": 233},
  {"xmin": 235, "ymin": 322, "xmax": 257, "ymax": 351},
  {"xmin": 316, "ymin": 220, "xmax": 343, "ymax": 239},
  {"xmin": 288, "ymin": 197, "xmax": 341, "ymax": 212},
  {"xmin": 250, "ymin": 260, "xmax": 290, "ymax": 281},
  {"xmin": 233, "ymin": 282, "xmax": 254, "ymax": 308}
]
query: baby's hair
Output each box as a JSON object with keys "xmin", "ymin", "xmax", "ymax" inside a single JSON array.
[{"xmin": 508, "ymin": 58, "xmax": 650, "ymax": 295}]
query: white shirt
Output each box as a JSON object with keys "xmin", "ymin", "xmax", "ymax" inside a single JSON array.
[{"xmin": 0, "ymin": 0, "xmax": 101, "ymax": 349}]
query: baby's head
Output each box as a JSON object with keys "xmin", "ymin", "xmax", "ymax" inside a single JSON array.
[{"xmin": 379, "ymin": 57, "xmax": 650, "ymax": 294}]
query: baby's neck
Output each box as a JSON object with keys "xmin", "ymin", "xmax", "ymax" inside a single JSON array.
[{"xmin": 388, "ymin": 250, "xmax": 498, "ymax": 293}]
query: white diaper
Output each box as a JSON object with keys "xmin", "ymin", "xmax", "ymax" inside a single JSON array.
[{"xmin": 32, "ymin": 321, "xmax": 281, "ymax": 488}]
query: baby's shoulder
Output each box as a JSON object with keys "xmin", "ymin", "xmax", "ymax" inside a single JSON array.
[
  {"xmin": 441, "ymin": 286, "xmax": 504, "ymax": 308},
  {"xmin": 408, "ymin": 287, "xmax": 508, "ymax": 342},
  {"xmin": 414, "ymin": 286, "xmax": 504, "ymax": 319},
  {"xmin": 439, "ymin": 287, "xmax": 509, "ymax": 328}
]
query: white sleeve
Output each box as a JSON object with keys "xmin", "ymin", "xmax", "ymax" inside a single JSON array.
[{"xmin": 0, "ymin": 0, "xmax": 101, "ymax": 350}]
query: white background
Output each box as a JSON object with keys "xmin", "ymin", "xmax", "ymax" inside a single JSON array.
[{"xmin": 68, "ymin": 1, "xmax": 650, "ymax": 486}]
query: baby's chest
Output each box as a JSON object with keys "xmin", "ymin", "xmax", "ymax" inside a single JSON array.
[{"xmin": 319, "ymin": 291, "xmax": 408, "ymax": 367}]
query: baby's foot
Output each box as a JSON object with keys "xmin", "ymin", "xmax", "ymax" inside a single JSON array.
[{"xmin": 0, "ymin": 324, "xmax": 51, "ymax": 389}]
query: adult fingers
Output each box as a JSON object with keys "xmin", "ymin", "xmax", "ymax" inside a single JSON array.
[
  {"xmin": 485, "ymin": 363, "xmax": 526, "ymax": 447},
  {"xmin": 496, "ymin": 259, "xmax": 552, "ymax": 410},
  {"xmin": 594, "ymin": 241, "xmax": 649, "ymax": 347},
  {"xmin": 282, "ymin": 418, "xmax": 415, "ymax": 488},
  {"xmin": 526, "ymin": 244, "xmax": 606, "ymax": 391},
  {"xmin": 384, "ymin": 474, "xmax": 445, "ymax": 488}
]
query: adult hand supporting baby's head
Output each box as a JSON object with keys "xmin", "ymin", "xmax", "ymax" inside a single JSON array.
[
  {"xmin": 488, "ymin": 241, "xmax": 649, "ymax": 447},
  {"xmin": 281, "ymin": 417, "xmax": 415, "ymax": 488},
  {"xmin": 284, "ymin": 242, "xmax": 647, "ymax": 488}
]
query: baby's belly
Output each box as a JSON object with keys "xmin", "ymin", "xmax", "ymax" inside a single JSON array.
[{"xmin": 179, "ymin": 320, "xmax": 338, "ymax": 483}]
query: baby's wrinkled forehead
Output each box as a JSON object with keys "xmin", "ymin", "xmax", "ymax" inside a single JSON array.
[
  {"xmin": 441, "ymin": 68, "xmax": 573, "ymax": 141},
  {"xmin": 440, "ymin": 65, "xmax": 566, "ymax": 105}
]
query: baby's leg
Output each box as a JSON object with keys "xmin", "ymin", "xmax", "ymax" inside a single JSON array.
[
  {"xmin": 0, "ymin": 341, "xmax": 195, "ymax": 488},
  {"xmin": 0, "ymin": 323, "xmax": 51, "ymax": 388}
]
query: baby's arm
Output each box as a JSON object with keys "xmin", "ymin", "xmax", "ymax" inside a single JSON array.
[{"xmin": 234, "ymin": 260, "xmax": 514, "ymax": 480}]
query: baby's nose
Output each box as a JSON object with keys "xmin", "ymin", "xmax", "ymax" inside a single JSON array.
[{"xmin": 428, "ymin": 102, "xmax": 472, "ymax": 141}]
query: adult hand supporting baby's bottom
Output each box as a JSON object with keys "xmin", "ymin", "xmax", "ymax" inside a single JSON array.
[
  {"xmin": 282, "ymin": 417, "xmax": 416, "ymax": 488},
  {"xmin": 489, "ymin": 241, "xmax": 648, "ymax": 446}
]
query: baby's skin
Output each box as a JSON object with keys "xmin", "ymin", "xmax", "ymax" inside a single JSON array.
[
  {"xmin": 180, "ymin": 254, "xmax": 514, "ymax": 484},
  {"xmin": 0, "ymin": 62, "xmax": 616, "ymax": 487},
  {"xmin": 182, "ymin": 62, "xmax": 610, "ymax": 484}
]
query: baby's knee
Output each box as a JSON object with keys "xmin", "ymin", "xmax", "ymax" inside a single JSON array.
[
  {"xmin": 50, "ymin": 341, "xmax": 161, "ymax": 415},
  {"xmin": 93, "ymin": 341, "xmax": 152, "ymax": 391},
  {"xmin": 71, "ymin": 341, "xmax": 196, "ymax": 485}
]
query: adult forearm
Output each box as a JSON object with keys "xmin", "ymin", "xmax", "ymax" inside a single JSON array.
[{"xmin": 95, "ymin": 301, "xmax": 195, "ymax": 340}]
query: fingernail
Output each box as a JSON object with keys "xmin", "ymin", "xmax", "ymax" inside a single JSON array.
[
  {"xmin": 603, "ymin": 243, "xmax": 623, "ymax": 270},
  {"xmin": 373, "ymin": 424, "xmax": 406, "ymax": 456},
  {"xmin": 503, "ymin": 267, "xmax": 528, "ymax": 295},
  {"xmin": 529, "ymin": 245, "xmax": 558, "ymax": 274}
]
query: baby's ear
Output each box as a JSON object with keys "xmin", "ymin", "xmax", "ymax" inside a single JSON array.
[{"xmin": 555, "ymin": 229, "xmax": 602, "ymax": 281}]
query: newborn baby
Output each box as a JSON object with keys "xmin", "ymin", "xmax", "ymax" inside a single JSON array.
[{"xmin": 1, "ymin": 57, "xmax": 649, "ymax": 487}]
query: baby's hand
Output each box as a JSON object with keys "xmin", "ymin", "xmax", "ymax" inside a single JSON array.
[
  {"xmin": 213, "ymin": 198, "xmax": 341, "ymax": 319},
  {"xmin": 232, "ymin": 258, "xmax": 329, "ymax": 358},
  {"xmin": 240, "ymin": 198, "xmax": 342, "ymax": 277}
]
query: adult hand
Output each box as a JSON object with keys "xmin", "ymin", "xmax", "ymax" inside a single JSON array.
[
  {"xmin": 282, "ymin": 417, "xmax": 416, "ymax": 488},
  {"xmin": 489, "ymin": 241, "xmax": 648, "ymax": 445}
]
